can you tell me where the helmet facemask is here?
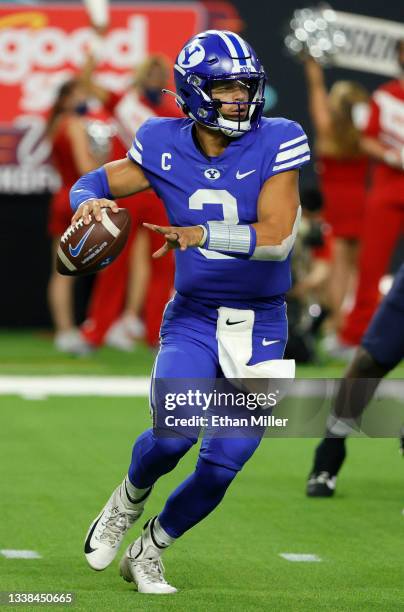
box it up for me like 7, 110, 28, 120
209, 76, 265, 137
185, 73, 265, 137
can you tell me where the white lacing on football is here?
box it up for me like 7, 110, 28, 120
61, 217, 88, 243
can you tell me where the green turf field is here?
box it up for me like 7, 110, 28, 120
2, 329, 404, 378
1, 395, 404, 611
1, 331, 404, 611
0, 331, 155, 376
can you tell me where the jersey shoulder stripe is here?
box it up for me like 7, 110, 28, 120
275, 142, 310, 163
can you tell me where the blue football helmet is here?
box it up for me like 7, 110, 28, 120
169, 30, 267, 137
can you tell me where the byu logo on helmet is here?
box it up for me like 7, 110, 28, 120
178, 43, 205, 68
204, 168, 221, 180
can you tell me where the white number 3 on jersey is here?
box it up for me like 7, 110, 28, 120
189, 189, 238, 260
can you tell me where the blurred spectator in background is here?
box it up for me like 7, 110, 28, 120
46, 79, 112, 353
302, 57, 369, 347
200, 1, 244, 31
286, 188, 332, 362
338, 39, 404, 353
77, 53, 181, 351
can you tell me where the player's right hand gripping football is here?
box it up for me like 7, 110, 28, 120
71, 199, 119, 225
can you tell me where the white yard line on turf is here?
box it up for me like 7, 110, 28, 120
0, 376, 403, 399
279, 553, 322, 562
0, 376, 150, 397
1, 550, 42, 559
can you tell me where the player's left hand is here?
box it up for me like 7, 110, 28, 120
143, 223, 204, 258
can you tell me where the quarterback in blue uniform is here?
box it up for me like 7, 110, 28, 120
70, 30, 310, 593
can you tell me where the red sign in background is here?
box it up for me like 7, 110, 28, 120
0, 3, 206, 193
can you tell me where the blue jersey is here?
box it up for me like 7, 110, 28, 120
127, 116, 310, 308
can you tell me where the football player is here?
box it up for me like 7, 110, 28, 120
307, 262, 404, 497
70, 30, 310, 593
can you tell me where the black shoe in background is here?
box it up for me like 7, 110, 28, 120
306, 436, 347, 497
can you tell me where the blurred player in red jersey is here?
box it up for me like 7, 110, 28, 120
339, 40, 404, 350
78, 54, 180, 350
303, 57, 369, 340
46, 79, 113, 353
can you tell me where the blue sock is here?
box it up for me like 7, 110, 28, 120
158, 457, 237, 538
128, 428, 194, 489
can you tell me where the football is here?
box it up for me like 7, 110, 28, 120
56, 208, 131, 276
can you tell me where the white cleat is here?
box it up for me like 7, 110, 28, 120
322, 334, 357, 361
55, 328, 92, 356
105, 321, 136, 352
120, 549, 178, 595
84, 481, 150, 571
105, 314, 145, 351
119, 519, 177, 595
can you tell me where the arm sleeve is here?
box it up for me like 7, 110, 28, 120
69, 166, 113, 212
263, 121, 311, 180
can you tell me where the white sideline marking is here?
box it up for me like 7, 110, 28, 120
21, 392, 48, 401
1, 550, 42, 559
0, 377, 403, 399
280, 553, 322, 562
0, 376, 150, 397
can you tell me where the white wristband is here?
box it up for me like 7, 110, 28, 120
206, 221, 253, 254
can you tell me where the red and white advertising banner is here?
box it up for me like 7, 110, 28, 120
0, 2, 206, 193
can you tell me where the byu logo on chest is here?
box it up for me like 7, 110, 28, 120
204, 168, 221, 180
